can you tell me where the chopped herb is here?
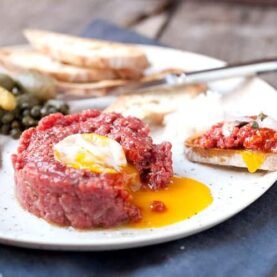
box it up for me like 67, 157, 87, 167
237, 121, 249, 127
252, 121, 259, 129
258, 113, 267, 121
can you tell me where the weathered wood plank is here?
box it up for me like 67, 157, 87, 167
0, 0, 276, 87
132, 13, 168, 38
0, 0, 100, 45
0, 0, 166, 45
160, 0, 277, 86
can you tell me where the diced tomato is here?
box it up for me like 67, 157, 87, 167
150, 200, 167, 213
195, 121, 277, 153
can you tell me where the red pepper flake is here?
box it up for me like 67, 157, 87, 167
150, 201, 167, 213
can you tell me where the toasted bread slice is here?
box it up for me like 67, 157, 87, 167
105, 83, 206, 125
0, 48, 120, 83
0, 47, 144, 81
185, 139, 277, 172
24, 29, 149, 71
57, 68, 194, 99
57, 79, 128, 97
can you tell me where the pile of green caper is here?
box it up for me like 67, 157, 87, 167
0, 72, 69, 139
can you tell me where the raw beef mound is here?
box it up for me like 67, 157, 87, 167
12, 110, 173, 228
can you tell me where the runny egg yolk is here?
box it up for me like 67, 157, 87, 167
240, 150, 266, 173
54, 133, 213, 229
128, 176, 213, 228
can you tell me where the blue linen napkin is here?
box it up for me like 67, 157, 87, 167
0, 19, 276, 277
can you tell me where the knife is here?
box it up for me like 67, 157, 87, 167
59, 57, 277, 100
130, 57, 277, 90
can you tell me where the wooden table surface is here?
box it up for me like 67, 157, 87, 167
0, 0, 276, 86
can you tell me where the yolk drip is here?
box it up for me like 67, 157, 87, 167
128, 176, 213, 228
240, 151, 266, 173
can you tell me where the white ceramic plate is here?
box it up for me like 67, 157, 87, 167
0, 45, 276, 250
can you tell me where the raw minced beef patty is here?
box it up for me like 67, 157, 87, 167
12, 110, 173, 228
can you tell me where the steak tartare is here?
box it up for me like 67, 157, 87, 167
12, 110, 173, 228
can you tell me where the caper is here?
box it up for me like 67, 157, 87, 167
22, 115, 36, 127
20, 102, 31, 110
16, 94, 40, 109
59, 103, 70, 115
13, 107, 21, 119
30, 105, 41, 118
0, 108, 4, 118
1, 124, 10, 135
0, 73, 16, 91
47, 106, 58, 115
10, 128, 21, 139
40, 106, 48, 117
2, 113, 14, 124
11, 120, 21, 129
16, 72, 57, 101
31, 119, 38, 126
22, 109, 31, 117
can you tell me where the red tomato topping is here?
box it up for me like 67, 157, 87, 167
195, 122, 277, 153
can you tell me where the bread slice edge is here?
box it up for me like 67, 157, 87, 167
185, 142, 277, 172
24, 29, 150, 71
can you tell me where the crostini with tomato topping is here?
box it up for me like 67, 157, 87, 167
185, 114, 277, 172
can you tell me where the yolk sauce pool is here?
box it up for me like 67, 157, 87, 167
127, 176, 213, 229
